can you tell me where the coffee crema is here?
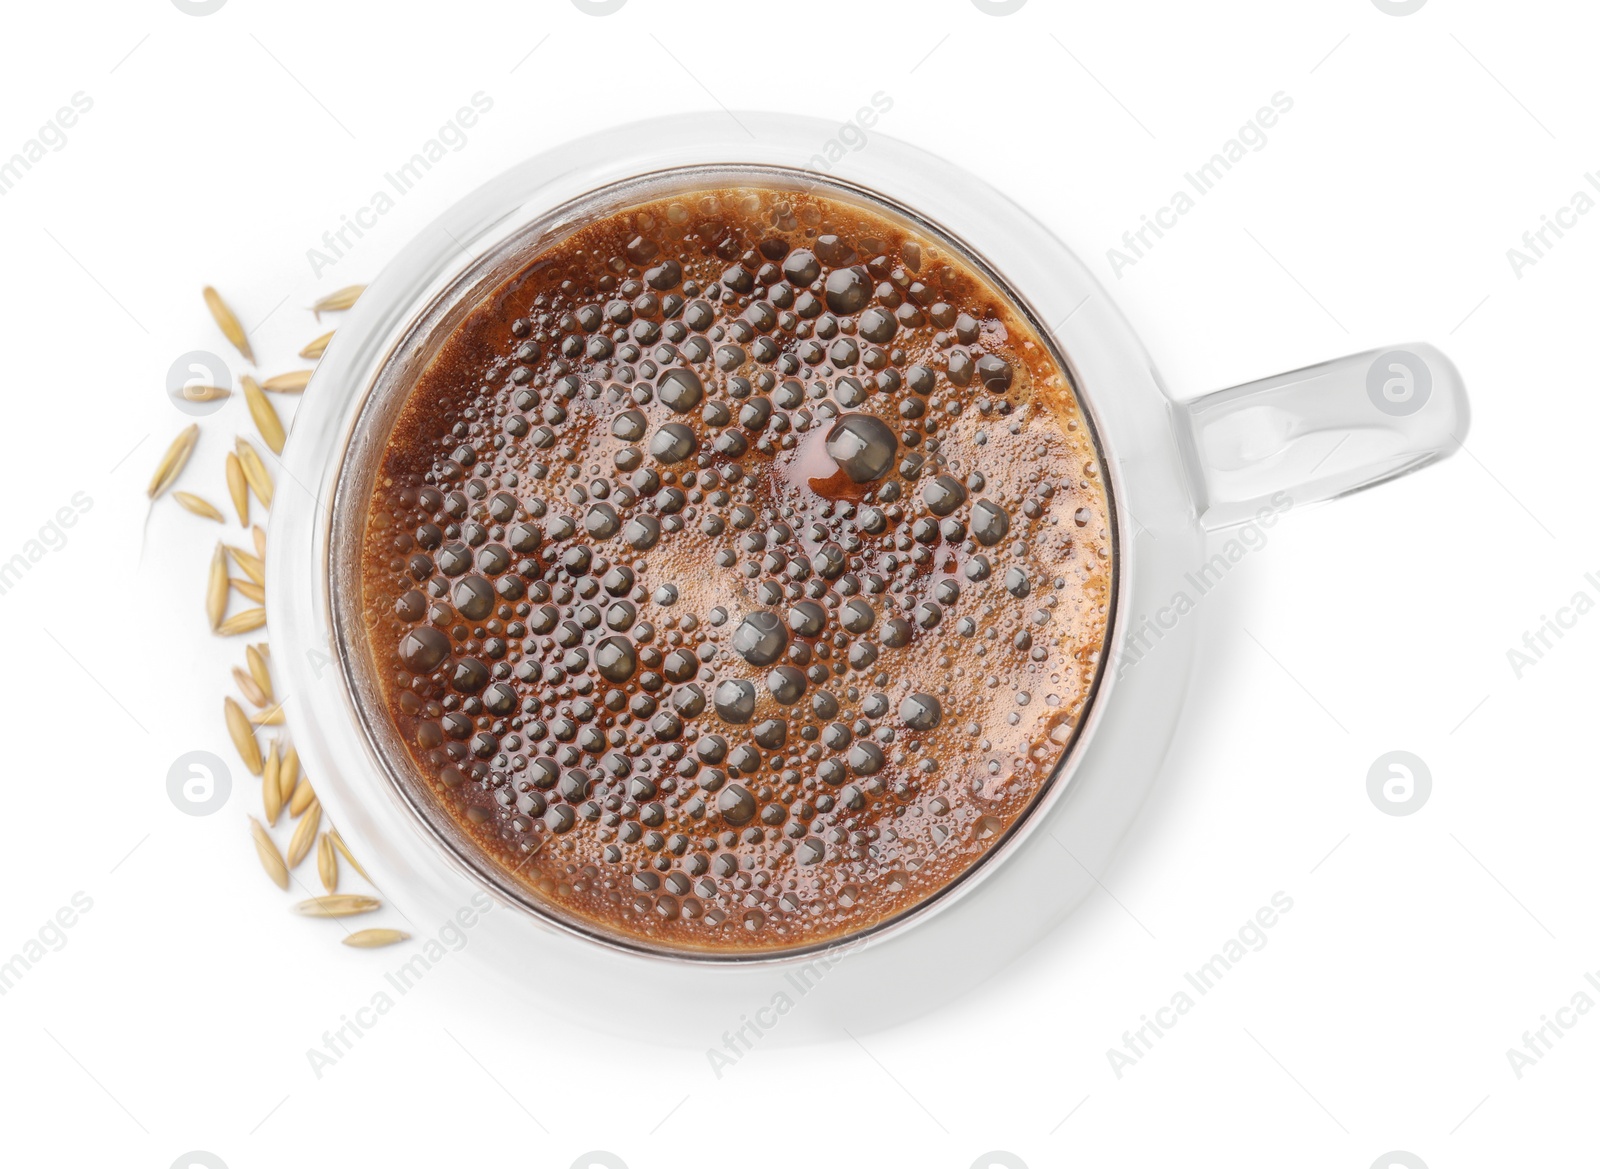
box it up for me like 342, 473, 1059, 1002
358, 177, 1114, 955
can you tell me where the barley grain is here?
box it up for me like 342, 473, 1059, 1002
278, 744, 299, 807
293, 894, 380, 918
148, 424, 199, 499
242, 376, 286, 454
232, 578, 265, 603
261, 370, 312, 393
217, 607, 266, 636
203, 285, 254, 364
227, 545, 265, 586
223, 452, 248, 525
234, 665, 268, 707
286, 799, 320, 868
246, 643, 274, 703
235, 439, 275, 509
327, 827, 370, 882
317, 832, 338, 893
206, 543, 229, 630
289, 776, 316, 818
342, 929, 409, 948
262, 740, 282, 823
174, 492, 224, 522
250, 817, 289, 890
225, 696, 263, 776
312, 285, 364, 315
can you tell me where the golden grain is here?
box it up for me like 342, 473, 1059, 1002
232, 578, 265, 603
293, 894, 381, 918
246, 643, 274, 704
234, 439, 275, 510
250, 816, 289, 890
173, 492, 224, 522
279, 744, 299, 806
148, 424, 199, 499
178, 384, 230, 403
252, 524, 267, 560
262, 740, 282, 823
225, 696, 263, 776
234, 664, 268, 707
342, 929, 409, 948
287, 799, 321, 868
242, 376, 286, 454
223, 452, 248, 526
327, 827, 371, 882
250, 701, 286, 726
227, 545, 265, 586
289, 776, 316, 818
217, 607, 266, 636
317, 832, 338, 893
203, 286, 254, 364
261, 370, 312, 393
206, 543, 229, 631
312, 285, 364, 315
262, 768, 282, 825
300, 330, 334, 360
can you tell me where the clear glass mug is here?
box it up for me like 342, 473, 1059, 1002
269, 113, 1467, 1038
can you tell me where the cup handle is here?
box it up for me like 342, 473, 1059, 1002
1173, 342, 1470, 530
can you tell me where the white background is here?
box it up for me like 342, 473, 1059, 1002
0, 1, 1594, 1166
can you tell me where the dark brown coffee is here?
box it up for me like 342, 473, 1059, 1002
359, 178, 1114, 955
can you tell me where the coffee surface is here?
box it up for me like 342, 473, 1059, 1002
359, 178, 1114, 954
